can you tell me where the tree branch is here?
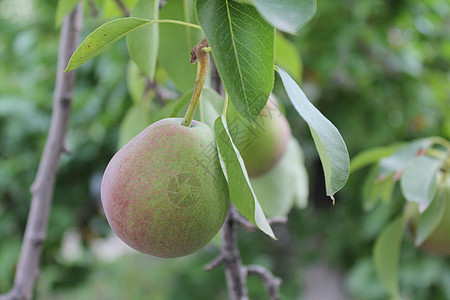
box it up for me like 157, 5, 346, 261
245, 265, 282, 300
221, 205, 248, 300
0, 5, 83, 300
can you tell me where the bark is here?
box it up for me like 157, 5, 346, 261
0, 5, 83, 300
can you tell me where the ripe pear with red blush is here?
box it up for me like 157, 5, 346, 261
101, 118, 229, 258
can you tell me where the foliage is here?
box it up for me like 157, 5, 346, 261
0, 0, 449, 298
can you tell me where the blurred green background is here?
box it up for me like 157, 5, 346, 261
1, 0, 449, 299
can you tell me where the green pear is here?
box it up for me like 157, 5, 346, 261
228, 95, 291, 177
405, 173, 450, 256
101, 118, 229, 258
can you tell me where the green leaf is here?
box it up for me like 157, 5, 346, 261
159, 0, 201, 92
103, 0, 139, 19
378, 138, 432, 178
250, 138, 308, 217
415, 185, 446, 246
277, 67, 349, 199
199, 88, 223, 129
126, 60, 147, 104
126, 0, 160, 80
350, 143, 404, 173
214, 115, 275, 238
197, 0, 275, 122
275, 32, 302, 83
55, 0, 81, 28
373, 216, 404, 300
252, 0, 317, 34
400, 155, 443, 207
66, 18, 153, 72
118, 102, 151, 148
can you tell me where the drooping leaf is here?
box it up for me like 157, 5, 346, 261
350, 143, 404, 173
55, 0, 81, 28
415, 184, 446, 246
373, 216, 404, 300
159, 0, 202, 92
118, 102, 151, 148
400, 155, 443, 207
252, 0, 317, 34
197, 0, 275, 122
126, 0, 159, 80
214, 115, 275, 238
275, 32, 302, 83
277, 67, 349, 199
66, 18, 155, 72
250, 138, 308, 217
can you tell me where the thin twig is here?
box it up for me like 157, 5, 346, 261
113, 0, 130, 17
204, 254, 225, 271
88, 0, 98, 17
0, 4, 83, 300
246, 265, 282, 300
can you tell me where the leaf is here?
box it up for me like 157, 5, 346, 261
415, 185, 446, 246
373, 216, 404, 300
252, 0, 317, 34
66, 18, 155, 72
126, 0, 160, 80
118, 102, 151, 148
197, 0, 275, 122
199, 88, 223, 129
159, 0, 201, 92
250, 138, 308, 217
277, 67, 349, 199
400, 155, 443, 207
102, 0, 138, 19
350, 143, 404, 173
126, 60, 147, 104
378, 138, 432, 178
275, 32, 302, 83
55, 0, 81, 28
214, 115, 275, 238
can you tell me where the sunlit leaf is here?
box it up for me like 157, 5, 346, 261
373, 216, 404, 299
126, 0, 159, 80
66, 18, 154, 72
252, 0, 317, 34
277, 67, 349, 199
214, 115, 275, 238
197, 0, 275, 122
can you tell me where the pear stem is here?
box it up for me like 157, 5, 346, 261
181, 38, 210, 127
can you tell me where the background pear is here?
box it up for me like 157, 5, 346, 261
101, 118, 229, 258
228, 95, 291, 177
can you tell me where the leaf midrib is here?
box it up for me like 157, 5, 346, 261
225, 0, 249, 115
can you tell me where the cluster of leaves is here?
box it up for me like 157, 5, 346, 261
352, 136, 450, 298
64, 0, 349, 237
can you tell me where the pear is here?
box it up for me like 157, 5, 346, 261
101, 118, 229, 258
228, 95, 291, 177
